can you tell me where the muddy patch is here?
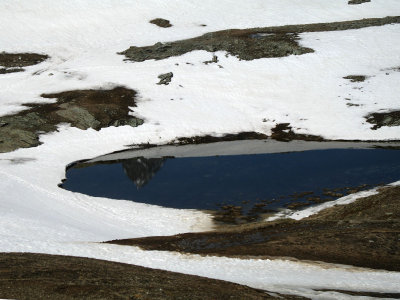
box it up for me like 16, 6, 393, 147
107, 185, 400, 271
0, 253, 305, 300
0, 87, 143, 153
150, 18, 172, 28
0, 52, 48, 74
120, 16, 400, 62
366, 110, 400, 130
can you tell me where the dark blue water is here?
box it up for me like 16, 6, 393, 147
63, 149, 400, 214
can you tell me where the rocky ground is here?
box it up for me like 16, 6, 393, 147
121, 16, 400, 62
0, 87, 143, 153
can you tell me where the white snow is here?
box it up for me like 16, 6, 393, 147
1, 0, 400, 297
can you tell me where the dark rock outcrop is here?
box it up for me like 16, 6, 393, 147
121, 16, 400, 62
0, 87, 143, 153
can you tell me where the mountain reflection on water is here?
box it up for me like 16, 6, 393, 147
63, 148, 400, 224
122, 157, 167, 188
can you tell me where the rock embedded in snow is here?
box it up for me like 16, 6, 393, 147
0, 87, 144, 153
157, 72, 173, 85
348, 0, 371, 5
0, 52, 48, 74
366, 110, 400, 130
343, 75, 367, 82
149, 18, 172, 28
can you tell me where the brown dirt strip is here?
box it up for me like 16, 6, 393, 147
108, 185, 400, 272
0, 253, 306, 300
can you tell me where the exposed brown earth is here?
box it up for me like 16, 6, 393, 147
121, 16, 400, 62
172, 131, 268, 145
171, 125, 322, 146
0, 253, 306, 300
108, 185, 400, 272
169, 130, 400, 149
0, 87, 143, 153
270, 123, 323, 142
0, 52, 48, 74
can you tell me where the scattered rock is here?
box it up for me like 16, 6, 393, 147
348, 0, 371, 4
270, 123, 323, 142
343, 75, 367, 82
149, 18, 172, 28
215, 205, 244, 224
390, 66, 400, 72
157, 72, 173, 85
121, 16, 400, 62
365, 110, 400, 130
173, 132, 268, 145
0, 68, 24, 74
203, 55, 219, 65
285, 201, 310, 210
0, 87, 143, 153
172, 127, 323, 146
0, 52, 49, 74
